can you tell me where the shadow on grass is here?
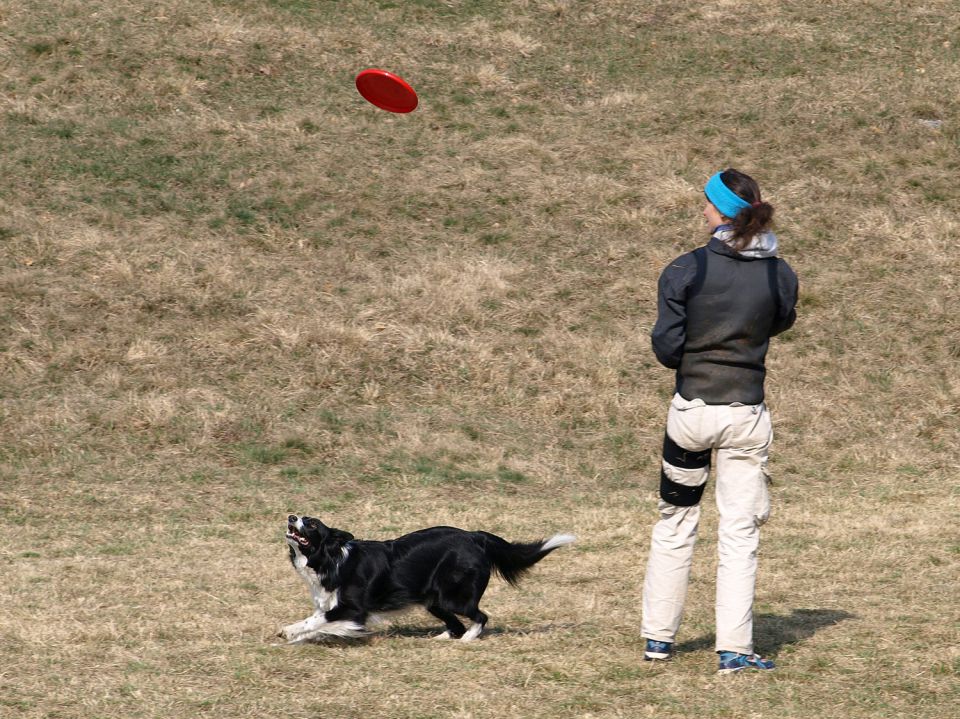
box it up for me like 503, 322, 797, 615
383, 622, 577, 640
288, 622, 578, 645
676, 608, 856, 656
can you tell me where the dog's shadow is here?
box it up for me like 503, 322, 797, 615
287, 623, 576, 645
382, 623, 575, 640
675, 608, 856, 656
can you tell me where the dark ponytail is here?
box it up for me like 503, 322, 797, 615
721, 169, 774, 252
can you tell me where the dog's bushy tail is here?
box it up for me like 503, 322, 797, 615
480, 532, 576, 586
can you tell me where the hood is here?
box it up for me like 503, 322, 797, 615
712, 227, 779, 259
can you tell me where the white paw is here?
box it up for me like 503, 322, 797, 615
460, 623, 483, 642
280, 626, 308, 643
433, 631, 452, 640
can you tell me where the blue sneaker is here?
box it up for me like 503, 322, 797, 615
717, 651, 775, 674
643, 639, 673, 661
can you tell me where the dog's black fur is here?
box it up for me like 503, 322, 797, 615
282, 515, 574, 642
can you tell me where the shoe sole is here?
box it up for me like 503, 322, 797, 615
717, 666, 775, 675
643, 653, 671, 661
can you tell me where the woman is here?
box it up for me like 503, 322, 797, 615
641, 168, 798, 674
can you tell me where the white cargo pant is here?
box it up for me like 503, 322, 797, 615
641, 394, 772, 655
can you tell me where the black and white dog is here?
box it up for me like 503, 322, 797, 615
281, 515, 575, 643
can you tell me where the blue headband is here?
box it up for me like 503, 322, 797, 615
704, 172, 751, 219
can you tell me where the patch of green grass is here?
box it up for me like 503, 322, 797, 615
372, 451, 531, 487
480, 231, 510, 245
240, 444, 288, 465
98, 543, 128, 556
460, 424, 481, 441
318, 409, 346, 434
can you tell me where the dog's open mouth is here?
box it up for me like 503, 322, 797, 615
286, 525, 310, 547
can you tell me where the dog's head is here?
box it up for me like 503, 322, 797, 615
286, 515, 354, 562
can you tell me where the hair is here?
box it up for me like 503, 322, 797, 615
719, 168, 774, 251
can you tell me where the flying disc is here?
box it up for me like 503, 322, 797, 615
355, 69, 418, 113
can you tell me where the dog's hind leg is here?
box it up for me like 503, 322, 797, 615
434, 562, 491, 641
459, 609, 488, 642
426, 606, 467, 640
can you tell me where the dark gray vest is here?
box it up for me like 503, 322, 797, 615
677, 245, 780, 405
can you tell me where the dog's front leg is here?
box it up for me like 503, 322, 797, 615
280, 611, 327, 643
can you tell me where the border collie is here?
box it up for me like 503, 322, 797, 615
281, 515, 575, 643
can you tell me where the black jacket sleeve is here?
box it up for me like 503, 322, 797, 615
770, 259, 799, 336
651, 254, 697, 368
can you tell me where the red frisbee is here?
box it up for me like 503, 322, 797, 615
355, 69, 418, 113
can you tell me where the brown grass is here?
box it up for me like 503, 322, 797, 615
1, 0, 958, 717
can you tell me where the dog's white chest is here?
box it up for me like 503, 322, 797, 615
292, 550, 337, 611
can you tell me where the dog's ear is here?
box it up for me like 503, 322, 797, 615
317, 527, 355, 568
330, 528, 354, 544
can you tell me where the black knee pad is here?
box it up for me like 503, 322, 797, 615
659, 432, 710, 506
659, 469, 707, 506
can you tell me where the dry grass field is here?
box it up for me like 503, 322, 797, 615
1, 0, 958, 717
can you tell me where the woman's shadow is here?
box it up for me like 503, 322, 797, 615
675, 608, 855, 656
